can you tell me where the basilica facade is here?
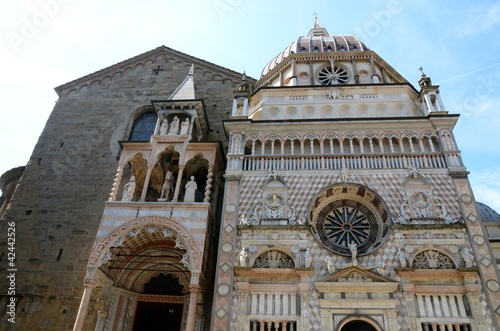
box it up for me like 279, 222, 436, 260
1, 20, 500, 331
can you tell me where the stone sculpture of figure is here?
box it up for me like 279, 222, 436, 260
159, 171, 173, 200
269, 194, 281, 208
122, 176, 136, 201
341, 167, 349, 182
239, 214, 249, 226
414, 193, 428, 207
348, 242, 357, 259
397, 247, 407, 268
324, 257, 335, 274
184, 176, 197, 202
159, 118, 168, 135
168, 116, 180, 135
239, 248, 248, 267
461, 247, 473, 268
304, 248, 312, 268
180, 118, 190, 135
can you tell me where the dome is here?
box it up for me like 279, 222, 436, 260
261, 19, 368, 77
477, 201, 500, 222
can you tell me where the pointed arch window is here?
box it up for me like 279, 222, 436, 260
129, 111, 158, 141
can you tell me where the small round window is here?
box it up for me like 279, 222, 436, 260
317, 64, 350, 85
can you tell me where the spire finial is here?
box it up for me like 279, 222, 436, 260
313, 12, 321, 28
419, 66, 426, 77
189, 64, 194, 76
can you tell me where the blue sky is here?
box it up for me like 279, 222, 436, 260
1, 0, 499, 211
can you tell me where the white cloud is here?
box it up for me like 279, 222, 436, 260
451, 2, 500, 37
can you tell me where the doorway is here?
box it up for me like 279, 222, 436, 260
340, 320, 378, 331
132, 301, 183, 331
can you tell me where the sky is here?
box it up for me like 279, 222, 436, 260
1, 0, 499, 211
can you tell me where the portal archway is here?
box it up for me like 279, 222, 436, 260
337, 316, 382, 331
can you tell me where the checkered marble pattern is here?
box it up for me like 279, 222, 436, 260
239, 172, 462, 225
480, 287, 494, 329
230, 171, 479, 329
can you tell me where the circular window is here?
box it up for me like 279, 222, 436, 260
309, 184, 390, 256
317, 64, 350, 85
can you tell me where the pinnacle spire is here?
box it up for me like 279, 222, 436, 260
313, 12, 322, 29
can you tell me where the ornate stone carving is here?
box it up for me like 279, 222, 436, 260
252, 250, 295, 268
412, 250, 455, 269
338, 271, 373, 282
88, 216, 202, 270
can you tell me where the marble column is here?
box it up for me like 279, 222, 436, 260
73, 282, 95, 331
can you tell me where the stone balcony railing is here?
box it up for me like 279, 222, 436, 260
241, 152, 452, 172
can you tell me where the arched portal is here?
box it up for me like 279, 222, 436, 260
81, 217, 204, 331
340, 320, 378, 331
132, 274, 185, 331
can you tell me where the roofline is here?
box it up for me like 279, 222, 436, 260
255, 50, 409, 90
54, 45, 256, 95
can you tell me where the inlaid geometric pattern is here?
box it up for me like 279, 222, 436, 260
239, 172, 461, 228
231, 171, 477, 329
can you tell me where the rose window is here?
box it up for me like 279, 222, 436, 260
309, 184, 390, 256
317, 65, 350, 85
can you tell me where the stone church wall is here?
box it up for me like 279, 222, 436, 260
0, 50, 247, 330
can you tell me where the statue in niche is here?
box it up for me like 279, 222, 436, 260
159, 118, 168, 135
397, 247, 407, 268
180, 118, 190, 135
304, 248, 312, 268
239, 248, 248, 267
159, 171, 174, 201
122, 176, 136, 201
184, 176, 197, 202
461, 247, 474, 267
168, 116, 180, 135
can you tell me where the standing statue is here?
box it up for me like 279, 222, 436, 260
239, 248, 248, 267
159, 118, 168, 135
122, 176, 136, 201
324, 257, 335, 274
180, 118, 190, 135
348, 242, 357, 259
159, 171, 173, 201
184, 176, 197, 202
397, 247, 407, 268
304, 248, 312, 268
461, 247, 474, 268
168, 116, 180, 135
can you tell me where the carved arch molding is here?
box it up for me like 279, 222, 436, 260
88, 216, 202, 271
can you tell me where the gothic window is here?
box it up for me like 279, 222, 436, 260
304, 133, 320, 154
252, 250, 295, 268
129, 111, 157, 141
324, 133, 340, 154
412, 250, 455, 269
362, 133, 379, 153
245, 135, 262, 155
